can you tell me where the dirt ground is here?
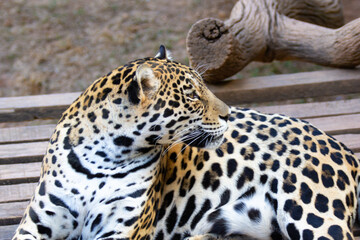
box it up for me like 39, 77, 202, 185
0, 0, 359, 97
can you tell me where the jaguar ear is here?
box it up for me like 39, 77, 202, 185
155, 45, 172, 60
133, 64, 160, 102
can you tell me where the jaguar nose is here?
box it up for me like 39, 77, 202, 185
219, 113, 230, 121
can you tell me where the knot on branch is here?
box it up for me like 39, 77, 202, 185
203, 20, 226, 41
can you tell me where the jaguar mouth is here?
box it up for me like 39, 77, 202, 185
182, 128, 225, 149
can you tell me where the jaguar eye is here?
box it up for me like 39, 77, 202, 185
187, 91, 200, 100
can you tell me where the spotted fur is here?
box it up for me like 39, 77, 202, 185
12, 46, 229, 240
154, 108, 360, 240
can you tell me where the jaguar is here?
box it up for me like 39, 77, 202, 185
12, 46, 229, 240
12, 46, 359, 240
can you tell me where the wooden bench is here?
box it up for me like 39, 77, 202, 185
0, 69, 360, 239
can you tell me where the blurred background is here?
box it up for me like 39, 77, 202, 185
0, 0, 359, 97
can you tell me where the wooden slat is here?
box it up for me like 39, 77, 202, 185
0, 92, 80, 122
0, 224, 17, 240
0, 124, 55, 144
0, 69, 359, 121
353, 222, 360, 234
253, 98, 360, 119
335, 134, 360, 152
0, 201, 28, 226
0, 201, 28, 220
0, 162, 41, 185
0, 106, 66, 123
355, 223, 360, 239
305, 114, 360, 135
0, 92, 80, 109
0, 142, 48, 164
0, 183, 37, 203
209, 69, 360, 105
0, 98, 358, 144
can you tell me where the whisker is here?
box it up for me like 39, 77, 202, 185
194, 62, 210, 78
162, 138, 185, 156
161, 126, 199, 156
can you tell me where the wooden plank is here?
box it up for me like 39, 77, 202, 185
0, 97, 359, 143
305, 114, 360, 135
0, 124, 55, 144
0, 69, 359, 121
253, 99, 360, 119
0, 224, 17, 240
0, 201, 27, 220
0, 162, 41, 185
0, 92, 80, 109
0, 98, 357, 144
0, 92, 80, 122
353, 222, 360, 236
0, 106, 67, 123
335, 134, 360, 152
0, 183, 37, 203
209, 69, 360, 105
355, 223, 360, 239
0, 201, 27, 226
0, 141, 47, 165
